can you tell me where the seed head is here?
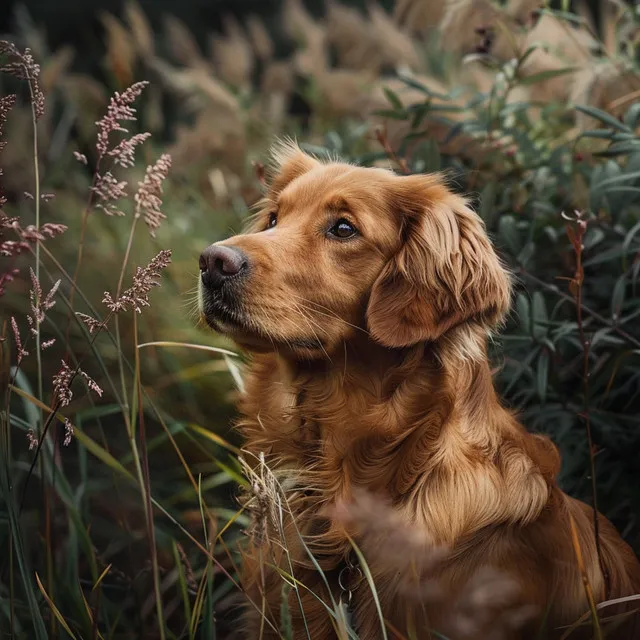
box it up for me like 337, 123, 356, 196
103, 249, 172, 313
135, 154, 172, 237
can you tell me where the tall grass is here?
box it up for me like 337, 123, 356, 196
0, 41, 247, 639
1, 0, 640, 637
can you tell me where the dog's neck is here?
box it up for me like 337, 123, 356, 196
240, 325, 556, 546
283, 325, 499, 432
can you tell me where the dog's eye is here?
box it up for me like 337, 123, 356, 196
328, 219, 358, 240
266, 213, 277, 229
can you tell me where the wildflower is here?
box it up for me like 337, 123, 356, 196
52, 360, 74, 407
0, 41, 45, 119
26, 429, 38, 451
0, 268, 19, 297
40, 193, 55, 202
11, 316, 29, 363
135, 154, 172, 236
0, 94, 16, 154
95, 81, 148, 156
0, 239, 30, 257
108, 132, 151, 168
73, 151, 88, 165
79, 369, 103, 398
52, 360, 103, 408
39, 223, 67, 238
93, 172, 127, 216
103, 249, 172, 313
63, 418, 74, 447
28, 268, 60, 330
75, 312, 104, 334
20, 225, 43, 241
41, 338, 55, 350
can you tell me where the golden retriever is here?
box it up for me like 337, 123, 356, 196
198, 141, 640, 639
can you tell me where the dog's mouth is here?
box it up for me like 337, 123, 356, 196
199, 284, 326, 353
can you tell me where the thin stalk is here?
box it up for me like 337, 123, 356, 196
563, 214, 610, 600
26, 67, 55, 637
114, 204, 141, 415
26, 76, 43, 423
573, 246, 610, 598
132, 312, 166, 640
64, 162, 102, 352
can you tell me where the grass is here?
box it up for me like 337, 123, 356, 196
1, 1, 640, 636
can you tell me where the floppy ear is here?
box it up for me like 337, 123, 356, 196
366, 175, 511, 348
266, 139, 320, 196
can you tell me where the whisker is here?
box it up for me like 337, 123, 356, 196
288, 294, 370, 336
288, 301, 333, 363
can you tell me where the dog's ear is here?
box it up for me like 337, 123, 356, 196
366, 174, 511, 348
267, 139, 320, 196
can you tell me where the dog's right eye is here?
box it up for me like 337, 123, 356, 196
266, 213, 277, 230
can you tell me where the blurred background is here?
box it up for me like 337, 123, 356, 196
2, 0, 640, 638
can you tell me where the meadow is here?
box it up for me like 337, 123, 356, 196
2, 0, 640, 637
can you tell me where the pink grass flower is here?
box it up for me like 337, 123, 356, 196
10, 316, 29, 362
26, 429, 38, 451
92, 172, 128, 216
63, 418, 74, 447
103, 249, 172, 313
135, 154, 172, 237
108, 132, 152, 168
75, 313, 104, 334
0, 41, 45, 119
95, 81, 148, 156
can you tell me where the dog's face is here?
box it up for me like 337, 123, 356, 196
199, 142, 511, 357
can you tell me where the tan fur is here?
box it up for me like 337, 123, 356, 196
199, 143, 640, 639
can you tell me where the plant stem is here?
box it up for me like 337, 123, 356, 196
26, 73, 43, 428
26, 68, 55, 637
115, 207, 141, 415
132, 312, 166, 639
572, 237, 610, 598
64, 161, 102, 353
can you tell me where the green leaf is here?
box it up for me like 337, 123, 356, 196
594, 169, 640, 189
280, 583, 293, 640
517, 242, 535, 268
595, 141, 640, 157
611, 275, 627, 320
622, 220, 640, 255
516, 293, 531, 335
371, 109, 407, 121
382, 88, 403, 111
624, 103, 640, 129
518, 67, 577, 86
580, 129, 618, 140
575, 105, 631, 132
532, 291, 548, 339
537, 350, 549, 404
396, 74, 450, 100
498, 215, 520, 256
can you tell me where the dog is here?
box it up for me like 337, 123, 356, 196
198, 141, 640, 639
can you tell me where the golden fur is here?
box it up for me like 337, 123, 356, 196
198, 142, 640, 639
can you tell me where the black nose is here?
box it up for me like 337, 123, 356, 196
199, 245, 248, 288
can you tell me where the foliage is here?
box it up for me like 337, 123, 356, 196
1, 1, 640, 638
343, 55, 640, 552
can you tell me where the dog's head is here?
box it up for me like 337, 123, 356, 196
198, 142, 511, 357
